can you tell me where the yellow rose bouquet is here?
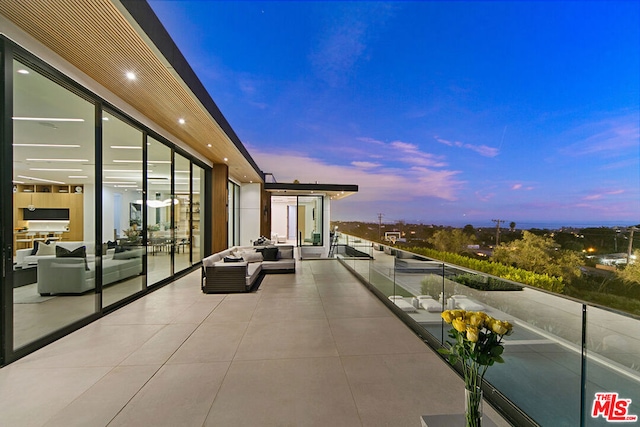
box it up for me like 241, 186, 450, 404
439, 309, 513, 427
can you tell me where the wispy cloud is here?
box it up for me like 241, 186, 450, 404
356, 137, 385, 145
560, 113, 640, 157
434, 136, 499, 157
251, 148, 464, 203
390, 140, 448, 167
351, 161, 381, 169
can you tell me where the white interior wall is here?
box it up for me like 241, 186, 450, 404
239, 183, 261, 246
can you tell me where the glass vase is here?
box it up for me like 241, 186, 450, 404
465, 386, 483, 427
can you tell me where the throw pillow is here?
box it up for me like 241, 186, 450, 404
36, 241, 56, 256
279, 247, 293, 259
106, 240, 117, 249
262, 246, 279, 261
56, 245, 89, 271
242, 251, 263, 263
30, 240, 40, 255
223, 256, 243, 263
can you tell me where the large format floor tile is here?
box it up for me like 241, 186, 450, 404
204, 357, 362, 427
0, 260, 510, 427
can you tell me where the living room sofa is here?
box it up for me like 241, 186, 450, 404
201, 245, 295, 293
16, 241, 143, 295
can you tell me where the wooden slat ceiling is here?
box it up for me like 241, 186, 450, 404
0, 0, 263, 183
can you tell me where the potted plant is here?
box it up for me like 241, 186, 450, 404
439, 310, 513, 427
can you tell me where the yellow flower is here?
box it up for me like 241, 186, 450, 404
466, 326, 479, 343
503, 321, 514, 336
467, 312, 485, 328
490, 320, 510, 335
441, 310, 455, 323
452, 318, 467, 333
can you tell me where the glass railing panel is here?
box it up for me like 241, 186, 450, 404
585, 305, 640, 426
482, 292, 584, 426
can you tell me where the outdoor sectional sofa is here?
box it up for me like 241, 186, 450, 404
201, 245, 295, 293
16, 241, 143, 295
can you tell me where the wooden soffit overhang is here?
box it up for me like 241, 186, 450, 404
0, 0, 263, 183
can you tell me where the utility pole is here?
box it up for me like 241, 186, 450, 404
628, 226, 639, 264
491, 219, 504, 246
377, 213, 384, 240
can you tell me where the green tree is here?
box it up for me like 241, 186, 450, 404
618, 250, 640, 286
491, 231, 582, 283
428, 228, 476, 254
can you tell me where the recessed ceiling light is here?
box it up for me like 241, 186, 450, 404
17, 175, 65, 184
178, 118, 186, 124
68, 175, 88, 179
223, 157, 228, 162
126, 72, 136, 80
30, 168, 83, 172
17, 69, 29, 74
13, 143, 81, 148
110, 145, 142, 150
26, 158, 88, 162
13, 117, 84, 122
207, 144, 212, 147
103, 117, 109, 121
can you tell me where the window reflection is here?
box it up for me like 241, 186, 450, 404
174, 153, 191, 272
12, 59, 96, 349
102, 111, 145, 307
147, 137, 172, 283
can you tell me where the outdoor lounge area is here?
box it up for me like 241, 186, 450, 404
0, 259, 510, 427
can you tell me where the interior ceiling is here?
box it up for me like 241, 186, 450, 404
0, 0, 263, 184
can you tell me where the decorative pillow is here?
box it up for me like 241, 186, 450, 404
224, 256, 243, 263
106, 248, 116, 259
36, 241, 56, 256
262, 246, 279, 261
279, 247, 293, 259
30, 240, 40, 255
242, 251, 263, 263
56, 245, 89, 270
106, 240, 117, 249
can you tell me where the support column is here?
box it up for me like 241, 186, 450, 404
211, 164, 228, 253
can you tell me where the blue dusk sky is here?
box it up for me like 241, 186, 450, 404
149, 0, 639, 229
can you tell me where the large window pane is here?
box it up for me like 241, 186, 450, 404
228, 181, 240, 247
12, 59, 96, 348
174, 153, 190, 272
102, 111, 145, 307
193, 165, 205, 261
147, 137, 172, 283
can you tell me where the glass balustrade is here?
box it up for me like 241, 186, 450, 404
337, 233, 640, 427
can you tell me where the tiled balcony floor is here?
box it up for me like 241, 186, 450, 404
0, 260, 509, 427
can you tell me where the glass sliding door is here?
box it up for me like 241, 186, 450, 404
11, 58, 96, 348
101, 111, 145, 307
192, 164, 205, 262
174, 153, 190, 272
298, 196, 323, 246
146, 137, 172, 284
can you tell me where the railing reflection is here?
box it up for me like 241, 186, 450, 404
337, 233, 640, 427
